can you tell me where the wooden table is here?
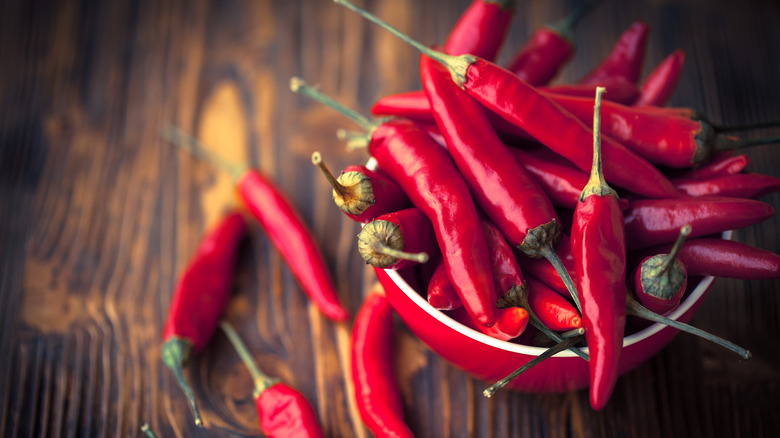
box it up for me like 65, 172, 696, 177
2, 0, 779, 437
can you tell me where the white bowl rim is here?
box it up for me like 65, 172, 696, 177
367, 156, 730, 357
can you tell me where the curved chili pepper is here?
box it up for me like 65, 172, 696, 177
291, 78, 497, 326
449, 305, 529, 341
544, 92, 780, 168
311, 151, 411, 223
630, 238, 780, 280
672, 173, 780, 199
445, 0, 516, 61
482, 218, 528, 309
352, 285, 414, 438
427, 257, 462, 310
421, 51, 582, 313
163, 127, 350, 322
632, 225, 691, 315
623, 196, 774, 251
667, 152, 750, 181
634, 49, 686, 107
161, 211, 247, 427
526, 276, 582, 332
578, 21, 649, 85
506, 1, 600, 84
220, 322, 325, 438
357, 207, 437, 270
570, 87, 626, 410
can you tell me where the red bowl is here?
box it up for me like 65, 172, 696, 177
374, 232, 727, 393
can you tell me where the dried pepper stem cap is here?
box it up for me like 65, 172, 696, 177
311, 151, 376, 217
161, 337, 204, 427
357, 220, 429, 268
639, 224, 691, 300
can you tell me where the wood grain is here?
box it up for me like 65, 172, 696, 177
1, 0, 779, 437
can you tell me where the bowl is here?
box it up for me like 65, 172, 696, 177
374, 232, 729, 393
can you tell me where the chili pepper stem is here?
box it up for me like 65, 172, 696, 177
290, 77, 379, 133
141, 424, 158, 438
219, 321, 279, 397
539, 245, 582, 313
333, 0, 475, 88
160, 337, 204, 427
546, 0, 603, 40
372, 242, 429, 263
311, 152, 349, 199
713, 119, 780, 133
658, 224, 692, 275
336, 129, 371, 150
162, 125, 248, 182
715, 135, 780, 152
562, 327, 586, 338
580, 87, 618, 200
483, 335, 585, 397
625, 295, 751, 359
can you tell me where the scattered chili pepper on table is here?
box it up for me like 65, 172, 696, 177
220, 321, 326, 438
351, 284, 414, 438
163, 126, 350, 322
577, 21, 649, 86
161, 210, 247, 427
633, 48, 686, 107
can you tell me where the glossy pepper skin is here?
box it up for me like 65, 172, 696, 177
506, 27, 573, 85
444, 0, 516, 61
449, 306, 529, 341
634, 49, 686, 107
623, 196, 775, 251
526, 276, 582, 331
672, 173, 780, 199
631, 238, 780, 280
482, 219, 528, 308
518, 234, 577, 298
632, 256, 687, 315
237, 171, 349, 322
578, 21, 649, 85
571, 87, 626, 410
671, 152, 749, 181
369, 119, 497, 326
162, 211, 247, 427
352, 286, 414, 438
427, 257, 462, 311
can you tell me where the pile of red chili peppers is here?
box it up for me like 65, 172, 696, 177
157, 0, 780, 435
291, 0, 779, 422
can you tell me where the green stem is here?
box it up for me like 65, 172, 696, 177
658, 224, 691, 275
160, 338, 204, 427
372, 243, 429, 263
625, 295, 751, 360
311, 151, 348, 199
580, 86, 618, 199
547, 0, 603, 40
141, 424, 158, 438
162, 125, 247, 181
483, 335, 585, 397
715, 135, 780, 152
289, 77, 378, 133
713, 119, 780, 133
539, 245, 582, 314
517, 285, 588, 361
219, 321, 279, 398
333, 0, 475, 87
337, 129, 372, 150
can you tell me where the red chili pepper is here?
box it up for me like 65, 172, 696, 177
667, 152, 750, 181
311, 151, 411, 223
482, 218, 528, 308
578, 21, 649, 85
623, 196, 775, 251
356, 207, 437, 270
526, 276, 582, 331
672, 172, 780, 199
632, 225, 691, 315
544, 92, 780, 168
427, 257, 462, 310
634, 49, 686, 107
352, 285, 414, 438
449, 305, 529, 341
291, 78, 497, 326
164, 127, 350, 322
444, 0, 516, 61
161, 211, 247, 427
220, 322, 325, 438
570, 87, 626, 410
506, 1, 600, 84
517, 234, 577, 298
421, 51, 582, 312
630, 238, 780, 280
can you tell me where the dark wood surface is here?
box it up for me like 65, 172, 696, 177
2, 0, 779, 437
